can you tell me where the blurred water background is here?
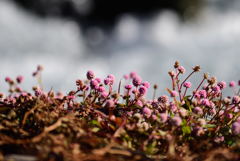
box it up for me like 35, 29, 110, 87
0, 0, 239, 97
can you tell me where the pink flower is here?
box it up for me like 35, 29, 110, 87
5, 77, 12, 82
225, 113, 233, 119
232, 96, 240, 104
152, 115, 157, 120
104, 78, 110, 85
232, 122, 240, 135
95, 78, 101, 83
199, 90, 207, 98
37, 65, 43, 71
105, 99, 115, 108
101, 91, 108, 98
142, 81, 150, 88
193, 126, 204, 136
170, 91, 178, 97
125, 84, 132, 90
16, 75, 24, 83
143, 107, 152, 118
201, 99, 210, 106
229, 81, 236, 87
178, 66, 186, 74
171, 116, 182, 126
107, 74, 115, 85
214, 136, 224, 143
168, 70, 176, 77
123, 74, 129, 80
132, 76, 142, 87
135, 100, 143, 107
212, 85, 221, 94
160, 113, 168, 123
217, 81, 226, 89
130, 72, 137, 78
183, 81, 192, 88
86, 70, 95, 80
158, 95, 169, 104
193, 107, 203, 115
138, 86, 147, 96
90, 79, 99, 89
98, 86, 105, 93
179, 109, 187, 117
67, 95, 76, 100
169, 102, 177, 112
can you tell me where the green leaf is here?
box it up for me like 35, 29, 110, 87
92, 127, 100, 133
204, 124, 216, 128
182, 125, 191, 135
90, 120, 100, 127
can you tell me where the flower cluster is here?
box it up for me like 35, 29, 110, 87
0, 62, 240, 161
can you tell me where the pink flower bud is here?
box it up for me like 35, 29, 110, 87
171, 116, 182, 126
178, 66, 186, 74
143, 107, 152, 118
125, 84, 132, 90
158, 95, 169, 104
160, 113, 168, 123
142, 81, 150, 88
105, 100, 115, 108
194, 107, 203, 115
229, 81, 236, 87
183, 81, 192, 88
138, 86, 147, 96
86, 70, 95, 80
170, 91, 178, 97
217, 81, 226, 89
16, 75, 24, 83
132, 76, 142, 87
232, 122, 240, 135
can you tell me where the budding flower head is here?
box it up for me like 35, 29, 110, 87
123, 74, 129, 80
105, 99, 115, 108
107, 74, 115, 85
201, 99, 210, 106
160, 113, 168, 123
193, 65, 200, 72
5, 77, 12, 83
168, 71, 176, 77
174, 61, 180, 69
142, 81, 150, 88
98, 86, 105, 93
143, 107, 152, 118
178, 66, 186, 74
16, 75, 24, 84
232, 96, 240, 104
90, 79, 99, 89
217, 81, 226, 89
125, 84, 132, 90
199, 90, 207, 98
138, 86, 147, 96
86, 70, 95, 80
171, 116, 182, 126
130, 72, 138, 79
158, 95, 169, 104
170, 90, 178, 97
203, 73, 208, 79
132, 76, 142, 87
37, 65, 43, 71
183, 81, 192, 88
208, 77, 217, 85
229, 81, 236, 88
193, 106, 203, 115
232, 122, 240, 135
